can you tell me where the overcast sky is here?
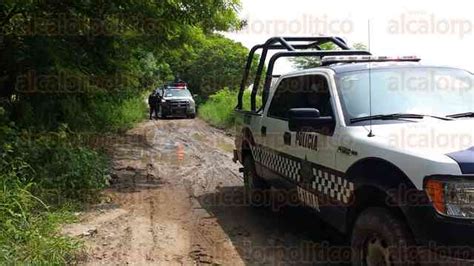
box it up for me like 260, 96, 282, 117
224, 0, 473, 72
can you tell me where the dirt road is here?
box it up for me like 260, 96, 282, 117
63, 119, 348, 265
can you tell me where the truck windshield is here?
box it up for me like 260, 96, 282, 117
164, 89, 191, 98
335, 67, 474, 123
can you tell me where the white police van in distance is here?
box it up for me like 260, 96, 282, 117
233, 37, 474, 265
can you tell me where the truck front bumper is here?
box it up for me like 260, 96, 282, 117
161, 104, 195, 116
403, 193, 474, 264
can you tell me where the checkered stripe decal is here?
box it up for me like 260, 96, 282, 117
251, 146, 301, 182
251, 145, 355, 204
313, 169, 354, 204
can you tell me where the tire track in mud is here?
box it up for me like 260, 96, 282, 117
63, 118, 347, 265
146, 119, 243, 265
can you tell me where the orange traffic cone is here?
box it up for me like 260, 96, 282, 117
177, 143, 185, 161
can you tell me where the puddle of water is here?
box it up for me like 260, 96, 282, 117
156, 142, 188, 165
217, 141, 234, 153
192, 133, 207, 142
163, 143, 176, 150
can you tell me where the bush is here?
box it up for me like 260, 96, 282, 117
198, 88, 237, 128
0, 172, 79, 264
0, 110, 108, 263
91, 93, 147, 132
198, 88, 261, 129
18, 129, 109, 204
1, 83, 146, 264
14, 91, 147, 133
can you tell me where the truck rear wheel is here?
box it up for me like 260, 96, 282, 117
351, 207, 417, 266
243, 155, 269, 208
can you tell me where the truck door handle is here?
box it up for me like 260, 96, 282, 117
261, 126, 267, 137
283, 132, 291, 145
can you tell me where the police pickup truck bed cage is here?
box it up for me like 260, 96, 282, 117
236, 36, 372, 112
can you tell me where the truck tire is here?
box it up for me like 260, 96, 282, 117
188, 113, 196, 119
351, 207, 417, 266
243, 155, 269, 208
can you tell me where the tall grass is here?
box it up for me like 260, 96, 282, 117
0, 107, 110, 264
198, 89, 237, 128
0, 176, 80, 263
198, 88, 261, 129
15, 91, 147, 133
90, 93, 147, 132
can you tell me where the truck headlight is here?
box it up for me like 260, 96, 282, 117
425, 178, 474, 219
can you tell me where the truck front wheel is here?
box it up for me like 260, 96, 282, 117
243, 155, 269, 208
351, 207, 417, 266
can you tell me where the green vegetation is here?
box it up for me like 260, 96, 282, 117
199, 89, 238, 128
0, 109, 108, 263
13, 92, 147, 133
199, 89, 261, 129
0, 0, 247, 264
178, 34, 259, 98
290, 42, 368, 69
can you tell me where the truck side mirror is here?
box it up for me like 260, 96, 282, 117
288, 108, 335, 133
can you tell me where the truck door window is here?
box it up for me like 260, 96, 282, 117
268, 75, 333, 119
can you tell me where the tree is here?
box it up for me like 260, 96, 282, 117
290, 42, 369, 70
352, 42, 368, 51
173, 33, 258, 97
290, 43, 338, 70
0, 0, 244, 129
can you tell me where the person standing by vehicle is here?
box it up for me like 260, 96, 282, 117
148, 91, 159, 120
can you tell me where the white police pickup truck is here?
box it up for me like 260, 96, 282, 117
156, 82, 196, 119
233, 37, 474, 265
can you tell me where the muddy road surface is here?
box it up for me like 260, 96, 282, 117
63, 119, 349, 265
